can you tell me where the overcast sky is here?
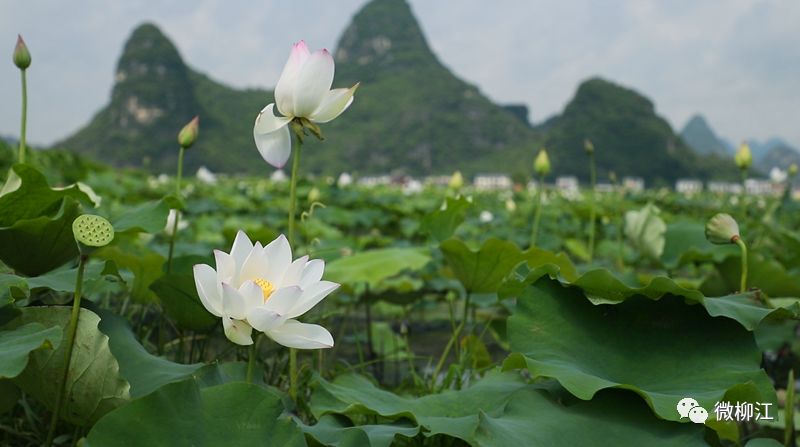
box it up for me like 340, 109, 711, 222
1, 0, 798, 149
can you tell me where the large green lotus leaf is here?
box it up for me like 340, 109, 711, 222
150, 273, 217, 332
0, 164, 93, 276
0, 260, 125, 301
703, 293, 800, 331
9, 306, 130, 425
311, 370, 528, 443
419, 196, 472, 242
96, 245, 164, 303
505, 277, 774, 421
501, 265, 795, 332
745, 440, 784, 447
325, 247, 430, 289
661, 220, 738, 269
0, 164, 88, 224
499, 264, 702, 305
710, 252, 800, 298
299, 414, 418, 447
95, 309, 203, 399
0, 322, 62, 378
521, 246, 579, 282
85, 380, 306, 447
473, 388, 706, 446
112, 197, 172, 234
0, 197, 81, 276
440, 238, 523, 293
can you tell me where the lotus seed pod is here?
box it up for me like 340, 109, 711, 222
448, 171, 464, 190
734, 142, 752, 170
790, 163, 798, 177
13, 35, 31, 70
705, 213, 740, 245
534, 149, 551, 177
177, 116, 199, 149
72, 214, 114, 254
584, 138, 594, 154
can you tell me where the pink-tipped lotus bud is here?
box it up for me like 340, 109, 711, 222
13, 35, 31, 70
178, 116, 199, 149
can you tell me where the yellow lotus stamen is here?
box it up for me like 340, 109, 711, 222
253, 278, 275, 301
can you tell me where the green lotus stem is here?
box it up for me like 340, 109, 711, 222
18, 69, 27, 164
289, 348, 298, 399
245, 338, 257, 383
431, 320, 464, 391
45, 255, 88, 447
287, 134, 303, 401
166, 146, 185, 273
530, 176, 544, 247
740, 169, 748, 221
588, 152, 596, 261
287, 138, 302, 246
786, 369, 795, 447
734, 237, 748, 293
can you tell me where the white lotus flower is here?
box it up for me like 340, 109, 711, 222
337, 172, 353, 187
164, 209, 188, 236
770, 167, 787, 183
196, 166, 217, 184
254, 40, 359, 168
193, 231, 338, 348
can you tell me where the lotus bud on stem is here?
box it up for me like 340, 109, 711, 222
13, 35, 31, 164
167, 116, 199, 273
705, 213, 748, 294
585, 138, 597, 261
46, 215, 114, 447
735, 142, 752, 218
448, 171, 464, 191
530, 149, 550, 247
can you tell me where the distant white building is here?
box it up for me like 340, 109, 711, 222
555, 176, 579, 193
424, 175, 451, 186
708, 181, 742, 194
358, 175, 392, 187
474, 174, 512, 190
675, 179, 703, 195
622, 177, 645, 193
745, 179, 774, 196
595, 183, 615, 193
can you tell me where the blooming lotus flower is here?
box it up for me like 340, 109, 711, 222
193, 231, 338, 348
254, 41, 359, 168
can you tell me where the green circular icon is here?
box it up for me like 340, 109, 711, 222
72, 214, 115, 248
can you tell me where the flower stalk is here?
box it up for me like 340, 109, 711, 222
586, 139, 597, 261
14, 35, 31, 164
246, 338, 257, 383
167, 116, 198, 273
531, 175, 544, 247
45, 255, 87, 447
733, 236, 748, 293
166, 146, 184, 273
